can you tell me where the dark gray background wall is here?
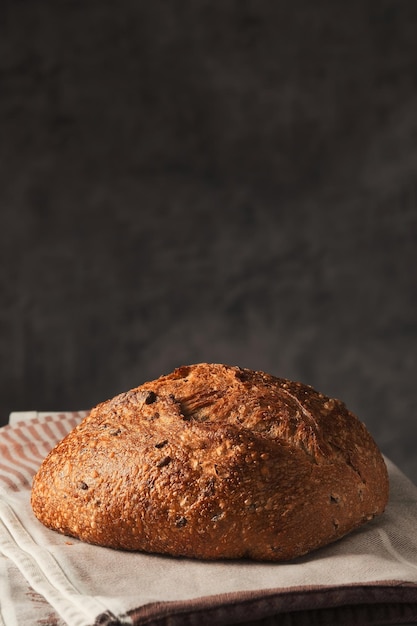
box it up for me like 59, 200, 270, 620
1, 2, 416, 482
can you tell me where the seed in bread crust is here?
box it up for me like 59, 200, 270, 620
156, 456, 172, 468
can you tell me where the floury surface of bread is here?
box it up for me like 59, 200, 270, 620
31, 363, 389, 561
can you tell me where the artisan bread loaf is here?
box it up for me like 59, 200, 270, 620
31, 363, 389, 561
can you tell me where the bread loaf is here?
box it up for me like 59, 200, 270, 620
31, 363, 389, 561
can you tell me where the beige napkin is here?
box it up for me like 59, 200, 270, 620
1, 411, 417, 626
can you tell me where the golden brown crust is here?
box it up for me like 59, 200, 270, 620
31, 363, 389, 561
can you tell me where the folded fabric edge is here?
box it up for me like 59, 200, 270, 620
120, 581, 417, 626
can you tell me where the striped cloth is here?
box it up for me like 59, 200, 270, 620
1, 412, 417, 626
0, 413, 85, 492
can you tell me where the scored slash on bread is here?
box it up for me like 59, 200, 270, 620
31, 363, 389, 561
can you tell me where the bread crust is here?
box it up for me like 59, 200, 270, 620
31, 363, 389, 561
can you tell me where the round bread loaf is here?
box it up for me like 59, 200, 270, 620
31, 363, 389, 561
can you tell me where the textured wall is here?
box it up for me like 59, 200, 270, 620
1, 2, 416, 482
